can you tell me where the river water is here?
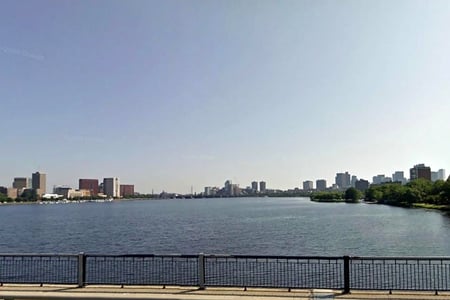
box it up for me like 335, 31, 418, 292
0, 197, 449, 256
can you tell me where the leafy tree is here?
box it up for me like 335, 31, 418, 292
344, 188, 362, 202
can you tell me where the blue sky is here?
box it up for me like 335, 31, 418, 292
1, 0, 449, 193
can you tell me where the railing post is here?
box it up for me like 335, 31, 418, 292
343, 255, 350, 294
198, 253, 205, 290
78, 252, 86, 288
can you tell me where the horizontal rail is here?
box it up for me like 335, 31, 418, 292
0, 253, 449, 292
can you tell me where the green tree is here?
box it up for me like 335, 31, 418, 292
345, 187, 362, 203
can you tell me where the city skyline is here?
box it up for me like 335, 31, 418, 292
1, 1, 450, 194
1, 163, 446, 196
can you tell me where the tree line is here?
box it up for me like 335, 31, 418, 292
310, 177, 450, 209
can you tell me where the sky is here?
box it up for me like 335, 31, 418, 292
1, 0, 450, 194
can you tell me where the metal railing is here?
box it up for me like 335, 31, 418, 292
1, 253, 449, 293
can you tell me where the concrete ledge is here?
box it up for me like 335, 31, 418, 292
1, 285, 449, 300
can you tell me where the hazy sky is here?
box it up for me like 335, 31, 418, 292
1, 0, 449, 193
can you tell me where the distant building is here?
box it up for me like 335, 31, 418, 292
355, 179, 369, 192
103, 177, 120, 198
0, 186, 7, 195
224, 180, 233, 196
303, 180, 313, 191
13, 177, 29, 190
392, 171, 407, 184
204, 187, 212, 196
32, 172, 46, 197
53, 186, 72, 199
7, 188, 18, 200
432, 169, 446, 182
120, 184, 134, 197
372, 175, 391, 185
251, 181, 258, 192
351, 176, 358, 188
410, 164, 431, 181
335, 172, 351, 189
431, 172, 439, 182
259, 181, 266, 193
79, 179, 99, 196
316, 179, 327, 191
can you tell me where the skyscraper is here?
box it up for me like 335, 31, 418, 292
303, 180, 313, 191
32, 172, 46, 197
79, 179, 99, 196
12, 177, 29, 190
410, 164, 431, 181
335, 172, 351, 189
251, 181, 258, 192
103, 177, 120, 198
316, 179, 327, 191
259, 181, 266, 193
392, 171, 407, 184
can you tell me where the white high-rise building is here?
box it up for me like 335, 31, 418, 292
392, 171, 407, 184
438, 169, 446, 181
103, 177, 120, 198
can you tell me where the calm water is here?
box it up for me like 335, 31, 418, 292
0, 197, 449, 256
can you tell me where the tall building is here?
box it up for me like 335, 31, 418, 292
103, 177, 120, 198
335, 172, 351, 189
372, 174, 391, 185
351, 175, 358, 187
251, 181, 258, 192
316, 179, 327, 191
355, 179, 369, 191
13, 177, 29, 190
431, 169, 446, 182
79, 179, 99, 196
431, 172, 439, 182
32, 172, 46, 197
259, 181, 266, 193
224, 180, 233, 196
303, 180, 313, 191
410, 164, 431, 181
392, 171, 407, 184
120, 184, 134, 197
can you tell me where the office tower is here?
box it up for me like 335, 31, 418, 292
224, 180, 233, 196
259, 181, 266, 193
103, 177, 120, 197
438, 169, 446, 181
410, 164, 431, 181
79, 179, 99, 196
335, 172, 351, 189
355, 179, 369, 191
32, 172, 46, 196
303, 180, 313, 191
372, 174, 388, 185
120, 184, 134, 197
431, 172, 439, 182
251, 181, 258, 192
316, 179, 327, 191
392, 171, 407, 184
12, 177, 29, 190
204, 187, 211, 196
351, 176, 358, 187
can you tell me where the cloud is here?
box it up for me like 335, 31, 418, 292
0, 46, 45, 61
